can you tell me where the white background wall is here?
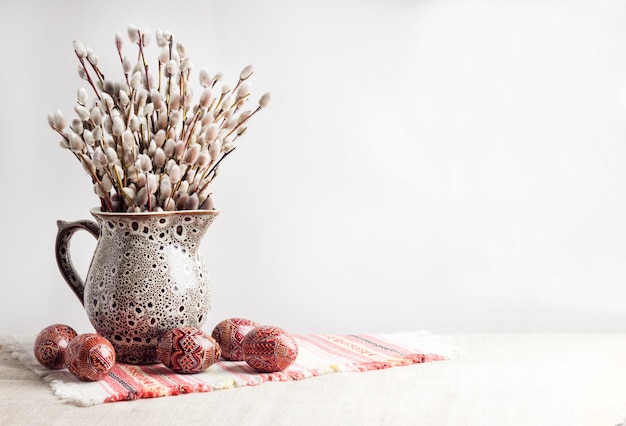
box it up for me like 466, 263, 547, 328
2, 0, 626, 335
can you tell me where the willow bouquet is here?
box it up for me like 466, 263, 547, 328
48, 24, 270, 213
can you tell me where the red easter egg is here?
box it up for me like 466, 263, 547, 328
211, 318, 259, 361
33, 324, 78, 369
157, 326, 221, 374
66, 334, 116, 381
242, 326, 298, 373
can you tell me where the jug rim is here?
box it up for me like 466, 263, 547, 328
90, 207, 220, 217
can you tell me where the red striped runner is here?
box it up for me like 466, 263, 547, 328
2, 331, 450, 406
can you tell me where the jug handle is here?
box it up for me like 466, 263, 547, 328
55, 219, 100, 306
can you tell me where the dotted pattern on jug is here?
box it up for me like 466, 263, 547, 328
86, 272, 211, 363
99, 214, 215, 249
84, 212, 215, 364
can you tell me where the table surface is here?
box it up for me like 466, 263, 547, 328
1, 333, 625, 426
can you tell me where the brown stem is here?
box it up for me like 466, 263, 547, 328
146, 172, 152, 212
78, 153, 114, 211
231, 78, 244, 97
225, 106, 260, 139
166, 75, 172, 117
179, 73, 186, 137
75, 52, 101, 101
116, 38, 124, 64
213, 92, 227, 116
157, 63, 162, 92
182, 109, 203, 147
88, 61, 105, 86
198, 148, 235, 189
125, 90, 135, 129
51, 126, 69, 143
137, 30, 151, 92
112, 165, 134, 210
170, 163, 191, 200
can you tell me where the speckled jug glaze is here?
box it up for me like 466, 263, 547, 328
55, 208, 218, 364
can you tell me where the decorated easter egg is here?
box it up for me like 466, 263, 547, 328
157, 326, 221, 374
33, 324, 78, 369
242, 326, 298, 373
66, 333, 116, 381
211, 318, 260, 361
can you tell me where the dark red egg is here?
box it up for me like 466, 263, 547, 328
157, 326, 221, 374
66, 333, 116, 381
33, 324, 78, 369
242, 326, 298, 373
211, 318, 259, 361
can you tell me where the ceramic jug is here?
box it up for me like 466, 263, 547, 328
55, 208, 218, 364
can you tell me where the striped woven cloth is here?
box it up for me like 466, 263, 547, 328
2, 331, 451, 406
